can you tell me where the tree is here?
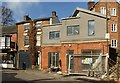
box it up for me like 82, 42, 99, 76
1, 4, 15, 26
29, 21, 37, 68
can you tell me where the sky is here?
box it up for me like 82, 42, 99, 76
1, 0, 120, 22
3, 2, 88, 22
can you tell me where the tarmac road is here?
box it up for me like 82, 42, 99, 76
1, 69, 117, 83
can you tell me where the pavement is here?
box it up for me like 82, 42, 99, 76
2, 69, 118, 83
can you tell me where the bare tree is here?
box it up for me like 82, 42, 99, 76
1, 4, 15, 26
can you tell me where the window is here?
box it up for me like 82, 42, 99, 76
0, 37, 5, 49
24, 36, 29, 46
49, 31, 60, 39
48, 52, 59, 68
100, 7, 106, 15
36, 34, 41, 46
24, 23, 30, 31
111, 24, 117, 32
88, 20, 95, 36
67, 26, 79, 36
36, 21, 41, 29
110, 8, 116, 16
111, 39, 117, 48
82, 50, 102, 55
6, 37, 10, 47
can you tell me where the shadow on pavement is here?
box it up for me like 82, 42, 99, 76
2, 72, 29, 83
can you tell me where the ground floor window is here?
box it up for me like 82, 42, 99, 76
81, 49, 102, 70
48, 52, 59, 68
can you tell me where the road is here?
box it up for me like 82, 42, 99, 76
1, 69, 117, 83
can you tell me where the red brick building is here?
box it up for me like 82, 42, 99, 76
88, 0, 120, 77
42, 7, 109, 74
16, 11, 60, 69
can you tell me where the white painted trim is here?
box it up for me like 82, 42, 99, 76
24, 45, 29, 48
61, 40, 108, 44
42, 44, 61, 46
24, 23, 30, 25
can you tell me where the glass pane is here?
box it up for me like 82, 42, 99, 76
67, 27, 72, 35
49, 32, 54, 39
74, 26, 79, 35
6, 37, 10, 47
88, 20, 95, 36
55, 32, 60, 39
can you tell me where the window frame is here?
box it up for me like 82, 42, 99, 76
24, 35, 29, 46
49, 31, 60, 40
110, 8, 116, 16
67, 25, 79, 36
36, 33, 41, 46
100, 7, 106, 15
111, 39, 117, 48
111, 24, 117, 32
88, 20, 95, 36
24, 23, 30, 31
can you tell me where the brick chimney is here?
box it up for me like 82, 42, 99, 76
88, 0, 95, 10
24, 15, 31, 21
52, 11, 57, 17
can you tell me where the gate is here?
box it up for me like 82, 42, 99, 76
19, 51, 31, 69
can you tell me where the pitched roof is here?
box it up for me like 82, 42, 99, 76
2, 25, 18, 35
16, 16, 60, 25
72, 7, 110, 19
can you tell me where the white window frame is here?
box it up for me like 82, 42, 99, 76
110, 8, 116, 16
111, 39, 117, 48
24, 23, 30, 31
36, 32, 41, 46
111, 24, 117, 32
36, 21, 42, 29
100, 7, 106, 15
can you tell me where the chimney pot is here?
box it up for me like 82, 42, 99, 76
24, 15, 31, 21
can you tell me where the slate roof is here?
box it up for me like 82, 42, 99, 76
2, 25, 18, 35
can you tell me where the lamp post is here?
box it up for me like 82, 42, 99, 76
105, 0, 109, 78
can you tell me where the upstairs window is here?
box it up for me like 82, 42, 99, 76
49, 31, 60, 39
36, 33, 41, 46
111, 39, 117, 48
88, 20, 95, 36
67, 26, 79, 36
111, 24, 117, 32
0, 37, 5, 49
36, 21, 41, 29
110, 8, 116, 16
100, 7, 106, 15
24, 36, 29, 46
24, 23, 30, 31
5, 37, 10, 47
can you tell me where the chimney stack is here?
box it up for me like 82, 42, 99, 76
24, 15, 31, 21
52, 11, 57, 17
88, 0, 95, 10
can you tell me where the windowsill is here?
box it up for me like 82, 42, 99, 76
49, 38, 60, 40
24, 45, 29, 48
111, 46, 117, 48
67, 34, 79, 36
111, 31, 117, 33
111, 15, 117, 17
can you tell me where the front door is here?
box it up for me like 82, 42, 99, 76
66, 50, 74, 73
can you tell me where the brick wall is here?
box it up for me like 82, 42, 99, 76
42, 42, 107, 73
93, 2, 119, 49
